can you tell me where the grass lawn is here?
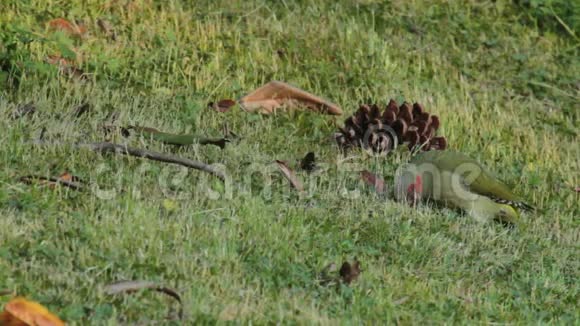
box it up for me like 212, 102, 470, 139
0, 0, 578, 324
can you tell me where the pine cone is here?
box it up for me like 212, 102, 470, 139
335, 99, 447, 154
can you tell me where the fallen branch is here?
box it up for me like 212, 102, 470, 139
104, 280, 184, 321
85, 142, 226, 180
128, 126, 231, 148
19, 175, 85, 191
33, 141, 226, 180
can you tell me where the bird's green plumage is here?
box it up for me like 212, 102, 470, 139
395, 150, 532, 223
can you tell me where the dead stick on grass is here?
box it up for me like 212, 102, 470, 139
19, 175, 85, 191
85, 142, 226, 180
34, 141, 226, 180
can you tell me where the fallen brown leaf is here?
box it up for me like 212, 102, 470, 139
1, 297, 65, 326
104, 280, 183, 321
208, 99, 236, 112
239, 81, 342, 115
339, 258, 361, 285
275, 160, 304, 192
218, 99, 236, 111
360, 170, 386, 194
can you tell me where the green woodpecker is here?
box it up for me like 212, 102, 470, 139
395, 151, 533, 223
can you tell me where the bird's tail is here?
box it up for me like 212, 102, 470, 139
492, 197, 535, 212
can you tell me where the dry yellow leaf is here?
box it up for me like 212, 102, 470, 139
0, 310, 28, 326
2, 297, 65, 326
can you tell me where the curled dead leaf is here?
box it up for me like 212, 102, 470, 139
1, 297, 65, 326
217, 99, 236, 111
104, 280, 183, 321
275, 160, 304, 193
208, 99, 236, 112
239, 81, 342, 115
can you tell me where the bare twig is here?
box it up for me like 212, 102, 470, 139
104, 280, 184, 321
19, 175, 85, 191
33, 141, 225, 180
84, 142, 225, 180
